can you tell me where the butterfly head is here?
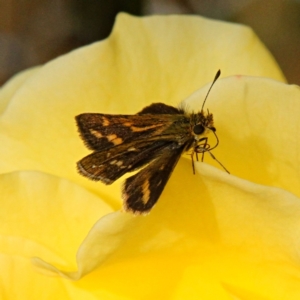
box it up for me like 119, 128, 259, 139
191, 111, 215, 141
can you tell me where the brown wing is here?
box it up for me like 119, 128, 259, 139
75, 103, 189, 152
76, 113, 184, 151
122, 142, 185, 214
137, 102, 181, 115
77, 140, 173, 184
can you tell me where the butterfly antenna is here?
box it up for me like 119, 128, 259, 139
201, 70, 221, 112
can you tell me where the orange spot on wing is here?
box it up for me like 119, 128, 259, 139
89, 129, 103, 138
102, 117, 110, 126
130, 124, 161, 132
107, 134, 123, 145
141, 180, 150, 204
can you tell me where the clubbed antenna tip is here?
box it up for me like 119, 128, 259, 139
201, 70, 221, 112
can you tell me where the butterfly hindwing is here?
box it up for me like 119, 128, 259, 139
137, 102, 181, 115
122, 142, 186, 214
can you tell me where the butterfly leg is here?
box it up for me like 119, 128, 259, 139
206, 151, 230, 174
196, 137, 210, 162
191, 149, 196, 175
190, 140, 200, 175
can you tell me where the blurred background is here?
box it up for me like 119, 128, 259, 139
0, 0, 300, 86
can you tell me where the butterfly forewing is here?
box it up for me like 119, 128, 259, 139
77, 140, 173, 184
76, 113, 186, 152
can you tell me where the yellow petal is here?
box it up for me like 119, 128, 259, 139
186, 75, 300, 196
0, 170, 114, 299
0, 66, 40, 114
0, 171, 112, 261
38, 76, 300, 297
0, 13, 298, 300
34, 161, 300, 299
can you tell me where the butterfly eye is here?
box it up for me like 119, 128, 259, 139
193, 124, 205, 135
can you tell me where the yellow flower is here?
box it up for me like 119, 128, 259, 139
1, 13, 300, 299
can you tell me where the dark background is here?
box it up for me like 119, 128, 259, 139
1, 0, 299, 85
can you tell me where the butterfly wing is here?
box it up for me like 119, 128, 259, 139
77, 140, 173, 184
75, 103, 188, 152
137, 102, 181, 115
122, 142, 185, 214
76, 103, 192, 213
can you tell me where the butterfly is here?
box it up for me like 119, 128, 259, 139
76, 70, 227, 214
